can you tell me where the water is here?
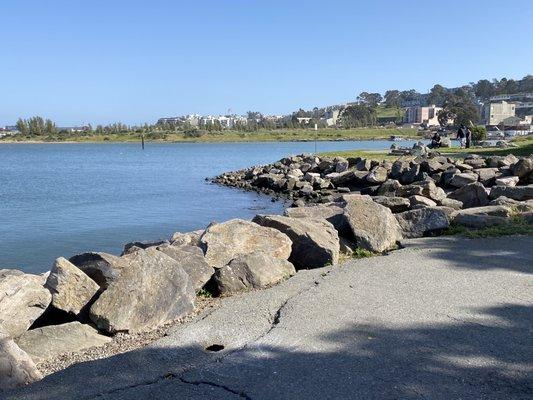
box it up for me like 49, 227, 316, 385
0, 139, 417, 273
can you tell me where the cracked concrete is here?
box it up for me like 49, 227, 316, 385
5, 236, 533, 399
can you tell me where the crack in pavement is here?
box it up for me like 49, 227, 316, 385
85, 270, 330, 399
178, 376, 252, 399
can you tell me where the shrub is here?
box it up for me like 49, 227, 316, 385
470, 125, 487, 142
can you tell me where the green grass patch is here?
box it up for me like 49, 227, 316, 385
352, 248, 375, 258
196, 288, 213, 298
444, 219, 533, 238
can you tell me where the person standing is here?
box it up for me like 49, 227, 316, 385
457, 124, 466, 148
465, 126, 472, 148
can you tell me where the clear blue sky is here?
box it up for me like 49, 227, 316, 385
1, 0, 532, 126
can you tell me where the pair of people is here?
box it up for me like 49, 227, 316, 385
457, 124, 472, 148
430, 132, 442, 148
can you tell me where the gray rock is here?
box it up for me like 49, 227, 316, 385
439, 198, 463, 210
68, 252, 127, 289
284, 202, 349, 236
213, 252, 296, 295
44, 258, 99, 316
156, 245, 214, 292
453, 213, 509, 228
366, 166, 388, 184
170, 230, 203, 247
449, 172, 478, 188
0, 330, 42, 390
121, 240, 169, 256
500, 154, 519, 167
512, 158, 533, 178
474, 168, 500, 186
390, 160, 410, 180
448, 182, 489, 208
0, 272, 51, 339
343, 198, 402, 252
453, 205, 513, 219
89, 248, 195, 334
335, 157, 349, 173
252, 215, 339, 269
494, 176, 519, 187
200, 219, 292, 269
489, 185, 533, 201
372, 196, 411, 213
400, 163, 421, 184
409, 195, 437, 208
395, 207, 451, 238
398, 180, 445, 202
15, 322, 111, 364
376, 179, 402, 197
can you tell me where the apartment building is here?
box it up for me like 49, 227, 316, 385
403, 105, 441, 126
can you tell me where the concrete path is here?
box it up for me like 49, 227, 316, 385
6, 236, 533, 400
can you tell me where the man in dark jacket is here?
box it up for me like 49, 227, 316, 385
465, 127, 472, 148
457, 124, 466, 148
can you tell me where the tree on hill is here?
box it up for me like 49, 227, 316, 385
437, 90, 480, 127
340, 105, 377, 128
357, 92, 382, 107
384, 90, 401, 107
427, 84, 448, 107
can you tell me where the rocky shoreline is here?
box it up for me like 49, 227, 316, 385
2, 144, 533, 392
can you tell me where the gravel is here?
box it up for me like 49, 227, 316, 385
36, 297, 219, 376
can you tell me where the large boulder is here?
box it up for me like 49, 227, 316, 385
89, 248, 195, 334
343, 198, 402, 253
0, 330, 42, 390
448, 182, 489, 208
494, 176, 519, 187
449, 172, 478, 188
474, 168, 499, 186
453, 213, 510, 229
212, 252, 296, 295
252, 215, 339, 269
409, 195, 437, 208
156, 245, 214, 291
15, 322, 111, 364
44, 258, 99, 316
200, 219, 292, 269
489, 185, 533, 201
395, 207, 451, 238
376, 179, 402, 197
170, 230, 203, 247
372, 196, 411, 213
0, 272, 51, 338
284, 203, 349, 236
366, 166, 388, 184
512, 158, 533, 179
397, 180, 445, 202
69, 252, 127, 289
121, 240, 169, 256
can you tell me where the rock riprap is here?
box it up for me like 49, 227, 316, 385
45, 257, 99, 316
213, 252, 296, 295
200, 219, 292, 269
0, 330, 42, 390
89, 248, 195, 334
343, 198, 402, 252
15, 322, 111, 364
252, 215, 340, 268
68, 252, 127, 289
156, 244, 214, 292
0, 271, 51, 338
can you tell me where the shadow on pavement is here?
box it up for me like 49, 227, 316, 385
6, 304, 532, 400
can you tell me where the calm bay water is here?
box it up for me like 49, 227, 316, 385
0, 140, 417, 273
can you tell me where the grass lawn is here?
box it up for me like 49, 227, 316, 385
322, 137, 533, 161
0, 127, 421, 143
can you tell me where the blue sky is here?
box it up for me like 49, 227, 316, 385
1, 0, 532, 126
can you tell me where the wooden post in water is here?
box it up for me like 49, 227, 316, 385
141, 134, 145, 150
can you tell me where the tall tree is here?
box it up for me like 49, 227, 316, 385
427, 84, 448, 106
16, 118, 29, 135
384, 90, 401, 107
357, 92, 382, 107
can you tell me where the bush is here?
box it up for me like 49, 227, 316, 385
470, 125, 487, 142
183, 129, 206, 138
